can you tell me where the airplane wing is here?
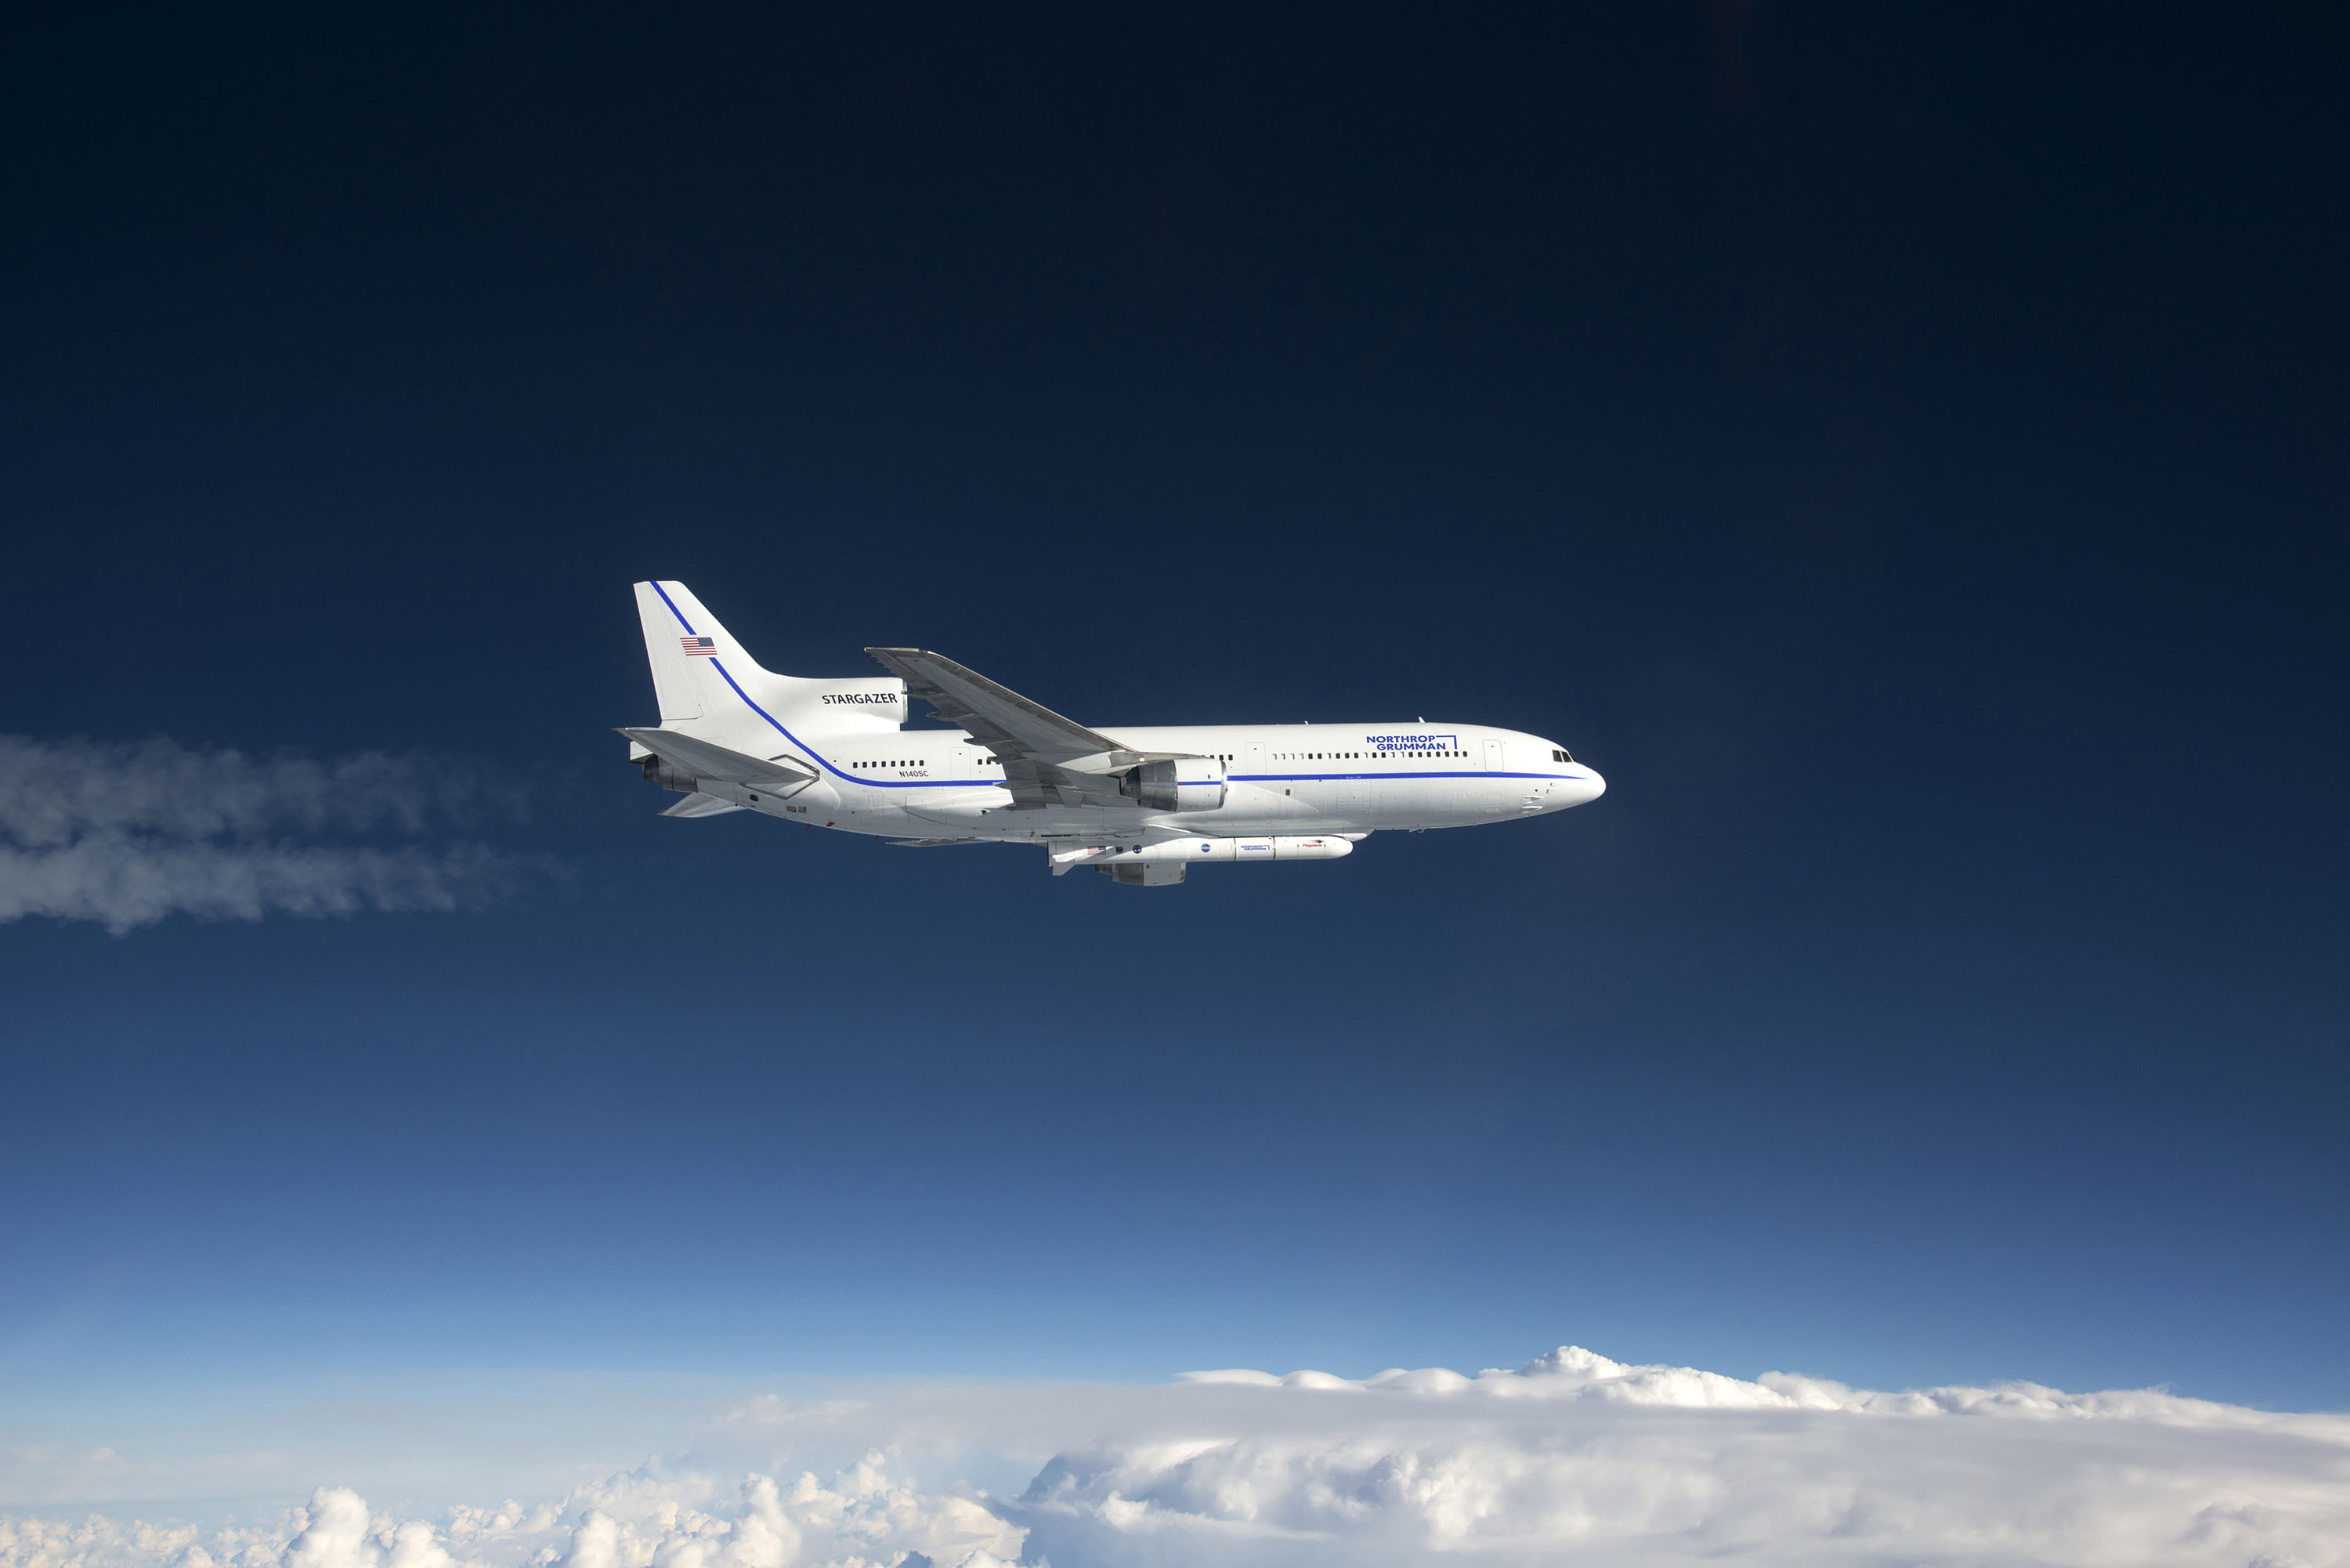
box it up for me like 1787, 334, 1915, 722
864, 648, 1141, 810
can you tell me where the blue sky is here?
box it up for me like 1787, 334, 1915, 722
2, 6, 2346, 1543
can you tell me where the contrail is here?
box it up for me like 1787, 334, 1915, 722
0, 735, 531, 934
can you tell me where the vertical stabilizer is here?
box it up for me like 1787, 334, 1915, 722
631, 580, 906, 756
634, 581, 709, 724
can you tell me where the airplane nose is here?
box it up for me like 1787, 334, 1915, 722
1565, 767, 1606, 807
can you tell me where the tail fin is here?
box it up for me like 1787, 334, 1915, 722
634, 580, 714, 725
631, 580, 906, 754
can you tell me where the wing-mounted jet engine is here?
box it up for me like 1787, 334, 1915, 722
1118, 757, 1226, 811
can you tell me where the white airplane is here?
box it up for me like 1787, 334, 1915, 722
622, 580, 1605, 886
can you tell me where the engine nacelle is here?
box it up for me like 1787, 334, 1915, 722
640, 756, 698, 793
1119, 757, 1227, 812
638, 754, 836, 814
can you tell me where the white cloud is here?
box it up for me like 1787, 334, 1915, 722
1005, 1347, 2350, 1566
280, 1489, 380, 1568
0, 735, 527, 932
0, 1464, 1021, 1568
5, 1348, 2348, 1568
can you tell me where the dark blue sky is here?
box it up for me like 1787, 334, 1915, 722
2, 3, 2345, 1421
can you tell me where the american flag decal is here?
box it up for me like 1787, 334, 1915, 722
680, 637, 718, 656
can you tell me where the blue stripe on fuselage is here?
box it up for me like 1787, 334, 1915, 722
1230, 772, 1583, 782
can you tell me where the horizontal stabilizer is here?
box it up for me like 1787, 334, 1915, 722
619, 728, 816, 788
661, 792, 744, 818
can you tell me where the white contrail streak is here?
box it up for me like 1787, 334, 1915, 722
0, 735, 526, 934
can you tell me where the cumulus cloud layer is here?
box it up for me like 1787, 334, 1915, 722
0, 1464, 1019, 1568
5, 1347, 2347, 1568
0, 735, 528, 932
1014, 1347, 2350, 1566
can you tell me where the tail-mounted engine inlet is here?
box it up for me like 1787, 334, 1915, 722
639, 756, 697, 793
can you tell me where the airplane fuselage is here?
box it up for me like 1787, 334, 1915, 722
714, 721, 1603, 839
